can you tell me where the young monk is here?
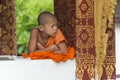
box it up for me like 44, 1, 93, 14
22, 11, 74, 62
28, 11, 68, 54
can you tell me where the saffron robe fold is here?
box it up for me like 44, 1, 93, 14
22, 29, 75, 62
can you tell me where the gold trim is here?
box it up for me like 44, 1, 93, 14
94, 0, 117, 79
0, 4, 8, 13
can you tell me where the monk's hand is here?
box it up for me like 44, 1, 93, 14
37, 42, 45, 50
49, 44, 59, 51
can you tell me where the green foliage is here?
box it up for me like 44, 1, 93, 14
16, 0, 54, 55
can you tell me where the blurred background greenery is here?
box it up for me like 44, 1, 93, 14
16, 0, 54, 55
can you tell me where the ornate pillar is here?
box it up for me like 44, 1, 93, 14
54, 0, 116, 80
76, 0, 95, 79
94, 0, 116, 79
54, 0, 95, 80
0, 0, 17, 55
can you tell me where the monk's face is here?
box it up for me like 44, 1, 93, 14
43, 17, 59, 37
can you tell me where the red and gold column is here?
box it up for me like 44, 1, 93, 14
94, 0, 116, 79
0, 0, 17, 55
76, 0, 95, 79
54, 0, 116, 79
54, 0, 95, 79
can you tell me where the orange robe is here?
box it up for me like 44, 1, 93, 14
22, 29, 74, 62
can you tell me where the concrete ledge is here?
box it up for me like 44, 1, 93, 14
0, 57, 76, 80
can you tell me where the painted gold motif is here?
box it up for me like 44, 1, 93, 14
94, 0, 116, 79
0, 0, 17, 55
54, 0, 116, 79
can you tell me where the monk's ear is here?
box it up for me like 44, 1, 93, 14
38, 25, 44, 31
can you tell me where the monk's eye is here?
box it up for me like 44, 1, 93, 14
50, 24, 54, 28
50, 23, 59, 28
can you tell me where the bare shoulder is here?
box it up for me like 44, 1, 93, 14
30, 27, 39, 35
31, 28, 38, 33
29, 28, 39, 40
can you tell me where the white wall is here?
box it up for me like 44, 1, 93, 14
115, 23, 120, 76
0, 59, 76, 80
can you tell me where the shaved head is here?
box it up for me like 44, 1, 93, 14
38, 11, 55, 26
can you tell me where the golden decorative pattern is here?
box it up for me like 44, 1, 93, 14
94, 0, 116, 79
76, 25, 95, 49
76, 0, 94, 18
76, 0, 95, 79
104, 56, 116, 79
0, 4, 8, 13
54, 0, 116, 79
0, 0, 17, 55
76, 53, 95, 80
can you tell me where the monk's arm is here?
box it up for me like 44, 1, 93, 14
36, 29, 68, 53
28, 30, 58, 53
28, 29, 37, 53
36, 41, 68, 53
36, 44, 59, 52
37, 42, 45, 49
53, 41, 68, 53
